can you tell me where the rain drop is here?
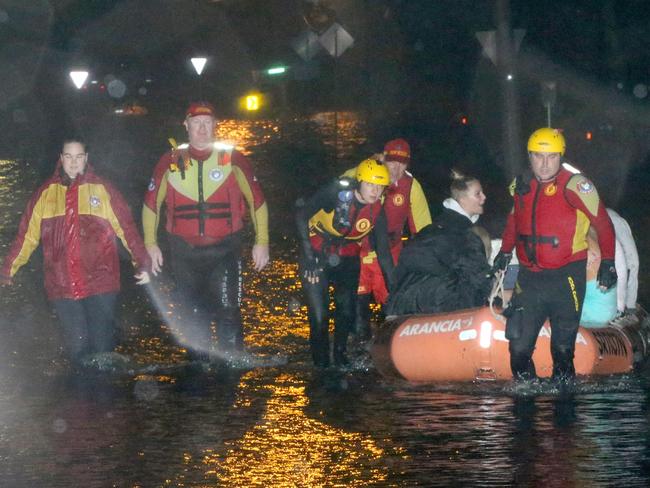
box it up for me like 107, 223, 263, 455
52, 418, 67, 434
107, 79, 127, 99
288, 296, 301, 312
633, 83, 648, 99
134, 379, 160, 401
13, 109, 27, 123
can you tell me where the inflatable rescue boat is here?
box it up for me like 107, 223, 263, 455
371, 306, 650, 382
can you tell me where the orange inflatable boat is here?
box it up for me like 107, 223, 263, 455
371, 306, 650, 382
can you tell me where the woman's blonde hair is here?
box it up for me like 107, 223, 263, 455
449, 168, 479, 201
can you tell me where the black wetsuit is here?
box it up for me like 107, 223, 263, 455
169, 232, 244, 353
296, 178, 393, 367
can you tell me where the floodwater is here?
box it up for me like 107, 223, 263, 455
1, 115, 650, 487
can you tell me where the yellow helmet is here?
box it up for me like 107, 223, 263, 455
355, 158, 390, 186
357, 159, 390, 186
527, 128, 566, 155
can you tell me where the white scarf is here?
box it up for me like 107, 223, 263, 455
443, 197, 480, 224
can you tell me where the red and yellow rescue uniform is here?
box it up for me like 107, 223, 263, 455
342, 168, 431, 303
500, 165, 616, 379
307, 194, 383, 256
502, 167, 615, 269
1, 164, 150, 300
296, 176, 394, 367
142, 142, 268, 352
358, 172, 431, 303
143, 143, 268, 248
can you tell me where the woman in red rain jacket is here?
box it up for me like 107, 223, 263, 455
0, 138, 151, 368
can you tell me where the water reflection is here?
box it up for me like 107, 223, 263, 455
509, 396, 580, 486
201, 372, 388, 487
215, 119, 281, 155
243, 258, 309, 355
213, 111, 366, 164
309, 111, 368, 160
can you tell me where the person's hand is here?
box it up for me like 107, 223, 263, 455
597, 259, 617, 290
302, 256, 323, 285
0, 274, 12, 286
492, 251, 512, 274
135, 271, 150, 285
146, 244, 163, 276
252, 244, 270, 272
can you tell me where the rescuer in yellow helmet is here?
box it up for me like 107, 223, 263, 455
341, 139, 432, 342
493, 127, 617, 382
295, 158, 393, 368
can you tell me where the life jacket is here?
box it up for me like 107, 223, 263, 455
165, 147, 246, 242
511, 167, 590, 269
308, 183, 383, 257
384, 174, 414, 246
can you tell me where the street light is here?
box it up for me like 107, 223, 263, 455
239, 92, 264, 113
69, 70, 89, 89
245, 95, 260, 111
191, 57, 207, 75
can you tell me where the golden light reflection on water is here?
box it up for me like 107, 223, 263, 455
213, 112, 367, 161
135, 254, 395, 486
194, 372, 388, 487
242, 257, 310, 354
0, 158, 43, 263
215, 120, 281, 156
309, 111, 368, 159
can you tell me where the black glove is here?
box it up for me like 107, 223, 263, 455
492, 251, 512, 274
597, 259, 617, 290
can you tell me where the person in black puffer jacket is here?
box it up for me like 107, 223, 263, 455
386, 169, 492, 316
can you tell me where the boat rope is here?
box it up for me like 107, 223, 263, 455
488, 269, 506, 319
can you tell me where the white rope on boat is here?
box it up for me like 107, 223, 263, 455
488, 269, 506, 319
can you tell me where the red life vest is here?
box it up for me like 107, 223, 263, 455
165, 149, 246, 244
384, 175, 414, 246
512, 168, 590, 269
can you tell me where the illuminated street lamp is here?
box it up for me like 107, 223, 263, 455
240, 92, 264, 113
191, 57, 208, 75
69, 70, 89, 89
246, 94, 260, 111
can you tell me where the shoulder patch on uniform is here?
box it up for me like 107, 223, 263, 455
566, 174, 600, 216
148, 178, 156, 192
576, 178, 594, 194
